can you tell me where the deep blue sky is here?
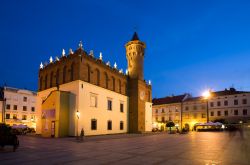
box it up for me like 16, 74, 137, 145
1, 0, 250, 98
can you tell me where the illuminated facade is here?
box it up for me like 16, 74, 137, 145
153, 88, 250, 130
36, 32, 152, 137
152, 94, 190, 130
0, 86, 37, 129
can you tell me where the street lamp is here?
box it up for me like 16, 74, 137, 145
202, 90, 211, 123
76, 110, 80, 139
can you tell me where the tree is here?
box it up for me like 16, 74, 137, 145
166, 121, 175, 133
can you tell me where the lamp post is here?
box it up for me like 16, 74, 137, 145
76, 110, 80, 139
202, 90, 211, 123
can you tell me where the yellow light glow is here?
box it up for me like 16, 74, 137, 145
202, 90, 211, 99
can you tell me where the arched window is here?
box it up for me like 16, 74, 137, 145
63, 66, 67, 83
56, 69, 60, 85
70, 62, 74, 81
118, 80, 121, 93
50, 71, 53, 87
45, 74, 48, 89
87, 64, 90, 82
39, 76, 43, 90
112, 77, 115, 91
96, 69, 100, 85
104, 72, 108, 89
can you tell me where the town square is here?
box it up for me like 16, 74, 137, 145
1, 0, 250, 164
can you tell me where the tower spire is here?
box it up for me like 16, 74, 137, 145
131, 32, 140, 41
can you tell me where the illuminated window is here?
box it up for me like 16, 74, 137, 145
22, 115, 27, 120
13, 114, 17, 119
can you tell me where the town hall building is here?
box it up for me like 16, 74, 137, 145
36, 33, 152, 137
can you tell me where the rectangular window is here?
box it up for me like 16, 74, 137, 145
23, 106, 27, 111
31, 107, 35, 112
6, 114, 10, 119
22, 115, 27, 120
210, 111, 214, 116
156, 117, 158, 121
224, 110, 228, 116
185, 106, 189, 111
224, 100, 228, 106
193, 106, 197, 110
13, 105, 17, 110
23, 96, 27, 102
242, 99, 247, 104
13, 114, 17, 119
217, 111, 221, 116
155, 109, 158, 113
107, 120, 112, 130
201, 105, 205, 110
6, 104, 10, 110
120, 103, 124, 112
234, 100, 238, 105
202, 114, 206, 118
91, 119, 97, 130
193, 113, 197, 119
210, 102, 214, 107
161, 117, 165, 122
90, 95, 98, 107
162, 109, 165, 113
243, 109, 247, 115
234, 110, 238, 116
120, 121, 124, 130
217, 101, 221, 106
107, 99, 112, 110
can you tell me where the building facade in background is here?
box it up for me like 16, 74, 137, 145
153, 88, 250, 130
36, 32, 152, 137
0, 86, 37, 129
152, 94, 190, 130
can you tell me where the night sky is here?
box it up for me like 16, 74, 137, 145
1, 0, 250, 98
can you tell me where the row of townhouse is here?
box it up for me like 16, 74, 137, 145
152, 88, 250, 130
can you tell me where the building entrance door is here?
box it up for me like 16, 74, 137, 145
51, 121, 55, 138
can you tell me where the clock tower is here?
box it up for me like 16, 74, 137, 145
126, 32, 152, 133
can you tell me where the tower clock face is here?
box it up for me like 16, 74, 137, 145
140, 91, 145, 100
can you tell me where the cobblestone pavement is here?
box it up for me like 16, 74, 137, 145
0, 130, 250, 165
